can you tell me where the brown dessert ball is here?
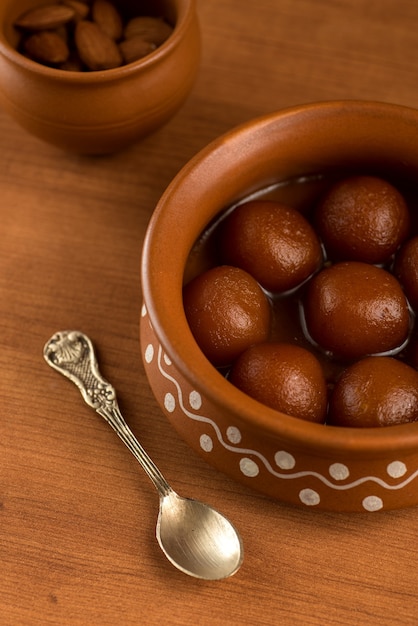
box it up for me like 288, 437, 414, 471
303, 262, 410, 360
328, 356, 418, 427
229, 342, 327, 423
219, 200, 323, 293
315, 175, 410, 263
183, 265, 271, 367
394, 236, 418, 312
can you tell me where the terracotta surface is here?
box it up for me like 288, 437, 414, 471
3, 1, 418, 625
0, 0, 200, 154
141, 101, 418, 512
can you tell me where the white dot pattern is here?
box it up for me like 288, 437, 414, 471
275, 450, 296, 470
329, 463, 350, 481
362, 495, 383, 512
387, 461, 407, 478
189, 390, 202, 410
240, 458, 259, 477
200, 434, 213, 452
226, 426, 242, 444
299, 488, 320, 506
164, 393, 176, 413
143, 338, 415, 512
144, 344, 154, 364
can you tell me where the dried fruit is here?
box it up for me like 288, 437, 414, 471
14, 1, 173, 71
62, 0, 90, 21
92, 0, 123, 40
75, 20, 123, 70
124, 16, 173, 46
119, 36, 155, 64
60, 52, 84, 71
24, 31, 70, 64
15, 4, 75, 31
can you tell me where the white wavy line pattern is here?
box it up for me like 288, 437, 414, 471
153, 344, 418, 494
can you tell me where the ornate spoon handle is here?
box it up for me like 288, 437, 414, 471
43, 330, 171, 496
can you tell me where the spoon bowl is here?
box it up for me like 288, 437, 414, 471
43, 330, 243, 581
158, 492, 243, 579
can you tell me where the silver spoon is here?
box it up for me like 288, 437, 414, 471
43, 330, 243, 580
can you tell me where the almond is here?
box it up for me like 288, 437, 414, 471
24, 30, 70, 65
14, 1, 172, 72
119, 36, 155, 65
75, 20, 123, 70
15, 4, 76, 31
59, 52, 84, 71
62, 0, 90, 22
124, 16, 173, 46
55, 25, 69, 44
92, 0, 123, 40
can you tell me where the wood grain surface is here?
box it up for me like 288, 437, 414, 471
2, 1, 418, 624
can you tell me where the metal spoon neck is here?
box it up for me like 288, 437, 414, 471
97, 403, 173, 497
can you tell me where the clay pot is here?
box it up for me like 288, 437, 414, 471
141, 100, 418, 512
0, 0, 200, 154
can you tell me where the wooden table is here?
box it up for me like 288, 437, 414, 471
2, 1, 418, 624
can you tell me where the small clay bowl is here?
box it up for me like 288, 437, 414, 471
141, 101, 418, 513
0, 0, 200, 154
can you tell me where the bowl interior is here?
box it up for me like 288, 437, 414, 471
142, 100, 418, 458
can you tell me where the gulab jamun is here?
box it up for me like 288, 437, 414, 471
328, 356, 418, 427
183, 265, 271, 367
303, 261, 410, 360
315, 175, 410, 263
219, 200, 323, 293
229, 342, 327, 423
394, 236, 418, 312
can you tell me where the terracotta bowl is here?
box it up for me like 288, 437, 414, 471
0, 0, 200, 154
141, 100, 418, 513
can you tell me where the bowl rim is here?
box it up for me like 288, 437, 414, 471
0, 0, 196, 82
141, 99, 418, 457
